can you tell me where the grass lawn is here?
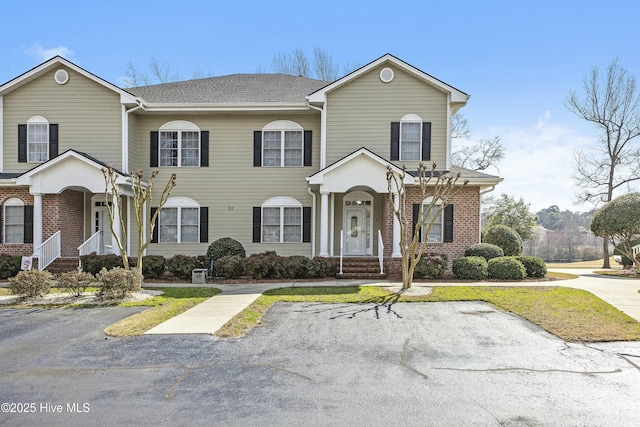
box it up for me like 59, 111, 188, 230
216, 285, 640, 342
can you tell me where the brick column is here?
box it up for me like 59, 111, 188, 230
32, 193, 42, 258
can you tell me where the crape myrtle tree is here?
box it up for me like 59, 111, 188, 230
103, 167, 176, 284
590, 192, 640, 269
387, 162, 468, 289
566, 58, 640, 268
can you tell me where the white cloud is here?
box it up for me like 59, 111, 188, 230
475, 112, 595, 213
26, 43, 74, 62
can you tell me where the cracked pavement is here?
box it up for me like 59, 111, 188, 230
1, 302, 640, 426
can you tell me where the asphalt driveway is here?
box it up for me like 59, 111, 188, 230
1, 302, 640, 426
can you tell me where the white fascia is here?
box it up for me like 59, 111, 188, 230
142, 102, 311, 112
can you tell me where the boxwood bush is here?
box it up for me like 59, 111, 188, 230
207, 237, 246, 267
487, 256, 527, 280
452, 256, 488, 280
97, 267, 142, 299
214, 255, 245, 279
483, 225, 523, 256
0, 254, 22, 279
243, 251, 279, 279
80, 253, 126, 275
166, 255, 205, 280
414, 254, 448, 279
464, 243, 504, 261
515, 255, 547, 278
9, 269, 54, 298
57, 271, 96, 297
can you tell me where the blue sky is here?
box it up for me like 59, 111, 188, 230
2, 0, 639, 213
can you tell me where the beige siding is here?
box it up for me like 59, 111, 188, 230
3, 66, 123, 173
325, 64, 448, 168
132, 113, 321, 257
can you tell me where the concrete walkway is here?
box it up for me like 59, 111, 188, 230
143, 270, 640, 335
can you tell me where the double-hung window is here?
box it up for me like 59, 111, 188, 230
422, 203, 444, 243
260, 197, 302, 243
400, 120, 421, 161
262, 121, 303, 167
3, 197, 33, 244
158, 198, 200, 243
159, 130, 200, 167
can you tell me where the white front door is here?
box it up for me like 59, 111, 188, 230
94, 207, 113, 254
345, 207, 365, 255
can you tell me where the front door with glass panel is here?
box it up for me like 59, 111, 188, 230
343, 192, 373, 256
94, 203, 113, 254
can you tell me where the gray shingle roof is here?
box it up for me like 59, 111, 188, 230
127, 74, 331, 104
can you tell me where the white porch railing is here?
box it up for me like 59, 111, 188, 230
78, 231, 102, 257
377, 230, 384, 275
339, 230, 344, 275
37, 230, 61, 270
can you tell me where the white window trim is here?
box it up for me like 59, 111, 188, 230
261, 196, 303, 243
27, 116, 49, 163
158, 197, 200, 243
262, 120, 304, 167
4, 197, 25, 244
158, 120, 201, 167
400, 113, 422, 161
421, 196, 443, 243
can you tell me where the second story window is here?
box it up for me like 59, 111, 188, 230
253, 120, 312, 168
18, 116, 58, 164
151, 120, 209, 168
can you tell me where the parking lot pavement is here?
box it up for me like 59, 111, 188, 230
1, 303, 640, 426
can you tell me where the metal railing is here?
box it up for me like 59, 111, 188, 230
377, 230, 384, 275
78, 231, 102, 257
37, 230, 61, 270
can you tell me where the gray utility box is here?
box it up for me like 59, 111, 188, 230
192, 268, 208, 284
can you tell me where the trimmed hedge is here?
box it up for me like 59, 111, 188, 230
483, 225, 523, 256
9, 270, 54, 297
215, 255, 245, 279
452, 256, 488, 280
464, 243, 504, 261
207, 237, 246, 265
515, 256, 547, 278
487, 256, 527, 280
80, 254, 126, 275
215, 252, 335, 280
97, 267, 142, 299
414, 254, 448, 279
166, 255, 205, 280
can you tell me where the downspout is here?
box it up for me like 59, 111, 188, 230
307, 185, 316, 258
307, 101, 326, 169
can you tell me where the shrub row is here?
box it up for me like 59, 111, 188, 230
80, 253, 205, 279
452, 255, 546, 280
215, 251, 334, 280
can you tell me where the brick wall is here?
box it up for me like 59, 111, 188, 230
58, 190, 84, 257
0, 188, 34, 256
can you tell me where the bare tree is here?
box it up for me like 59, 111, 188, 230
123, 61, 151, 87
103, 167, 176, 284
566, 58, 640, 268
149, 57, 182, 83
313, 47, 340, 82
387, 162, 468, 289
451, 113, 504, 171
272, 48, 310, 77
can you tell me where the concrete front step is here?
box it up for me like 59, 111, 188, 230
337, 257, 385, 279
46, 257, 79, 274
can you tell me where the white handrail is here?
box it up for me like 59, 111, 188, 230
339, 230, 344, 275
378, 229, 384, 274
37, 230, 61, 270
78, 231, 102, 256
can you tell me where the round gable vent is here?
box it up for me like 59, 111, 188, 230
379, 67, 394, 83
54, 69, 69, 85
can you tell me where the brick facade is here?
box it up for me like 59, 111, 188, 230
0, 187, 85, 258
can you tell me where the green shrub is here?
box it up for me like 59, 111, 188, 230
141, 255, 166, 278
452, 256, 488, 280
0, 254, 22, 279
515, 256, 547, 278
244, 251, 279, 279
414, 254, 448, 279
214, 255, 245, 279
97, 267, 141, 299
483, 225, 523, 256
274, 255, 311, 279
207, 237, 246, 265
80, 253, 125, 275
487, 256, 527, 280
57, 271, 96, 297
464, 243, 504, 261
9, 270, 54, 298
166, 255, 205, 280
614, 238, 640, 267
307, 256, 334, 278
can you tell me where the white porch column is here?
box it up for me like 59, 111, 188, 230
32, 193, 43, 257
319, 191, 330, 257
392, 192, 402, 258
112, 196, 121, 255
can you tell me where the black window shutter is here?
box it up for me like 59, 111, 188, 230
390, 122, 400, 161
412, 204, 422, 242
253, 131, 262, 167
23, 205, 34, 244
443, 204, 454, 243
303, 130, 312, 166
150, 207, 158, 243
422, 122, 432, 161
252, 207, 261, 242
18, 124, 27, 163
302, 207, 311, 243
49, 124, 59, 158
200, 131, 209, 167
199, 207, 208, 243
150, 131, 159, 167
